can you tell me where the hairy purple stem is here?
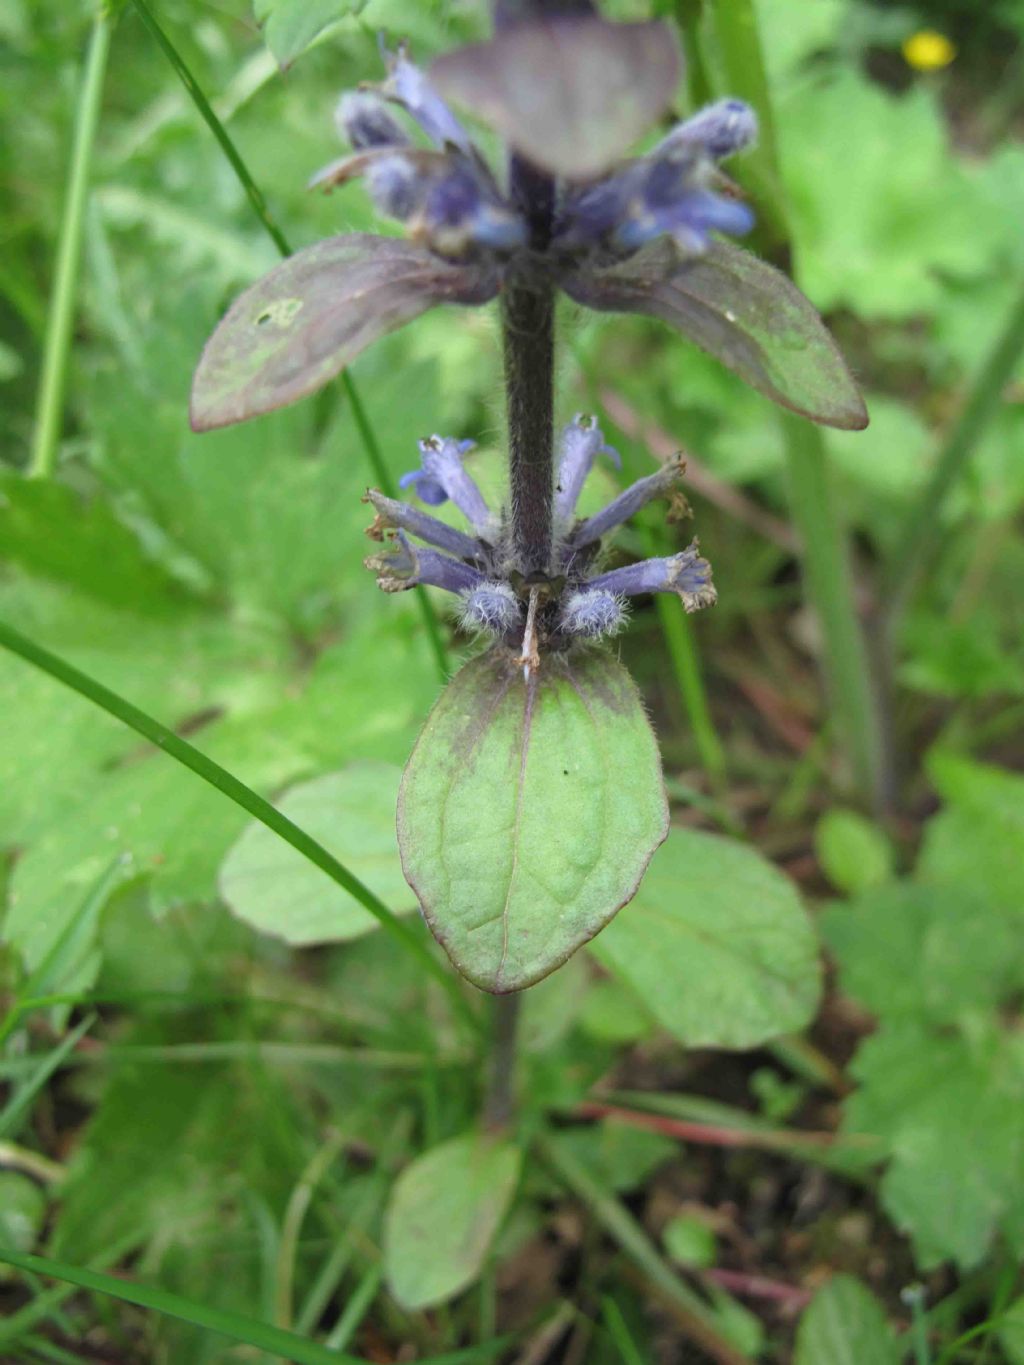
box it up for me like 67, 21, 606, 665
502, 161, 555, 577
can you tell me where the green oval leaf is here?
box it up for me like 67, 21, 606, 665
253, 0, 366, 70
398, 647, 667, 994
384, 1132, 521, 1310
564, 240, 869, 431
190, 234, 497, 431
589, 827, 821, 1049
431, 19, 680, 180
219, 762, 413, 945
795, 1276, 899, 1365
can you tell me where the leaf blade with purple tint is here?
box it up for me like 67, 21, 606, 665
564, 240, 869, 431
398, 646, 667, 994
431, 18, 680, 181
190, 233, 497, 431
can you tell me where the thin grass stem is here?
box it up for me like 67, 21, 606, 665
651, 556, 728, 792
28, 8, 112, 479
130, 0, 449, 681
696, 1, 889, 812
0, 1250, 508, 1365
537, 1133, 752, 1365
782, 414, 887, 808
0, 620, 480, 1036
882, 278, 1024, 618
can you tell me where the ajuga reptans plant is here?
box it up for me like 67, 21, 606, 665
191, 0, 866, 994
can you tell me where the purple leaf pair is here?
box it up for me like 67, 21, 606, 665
190, 15, 868, 435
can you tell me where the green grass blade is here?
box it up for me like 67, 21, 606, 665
883, 278, 1024, 617
29, 9, 112, 479
538, 1133, 752, 1365
0, 621, 480, 1035
652, 571, 727, 791
0, 1249, 364, 1365
781, 414, 886, 808
0, 856, 127, 1049
0, 1015, 95, 1141
0, 1250, 512, 1365
600, 1295, 647, 1365
130, 0, 450, 681
696, 0, 888, 813
324, 1264, 384, 1352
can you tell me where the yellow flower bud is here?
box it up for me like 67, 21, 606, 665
902, 30, 956, 72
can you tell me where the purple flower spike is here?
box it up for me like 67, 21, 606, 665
364, 428, 715, 644
570, 457, 684, 548
365, 489, 484, 561
588, 541, 717, 613
335, 92, 408, 150
560, 589, 626, 639
384, 47, 474, 155
554, 415, 620, 521
400, 436, 492, 533
614, 189, 755, 256
364, 154, 422, 221
366, 532, 485, 596
656, 98, 758, 162
417, 165, 527, 257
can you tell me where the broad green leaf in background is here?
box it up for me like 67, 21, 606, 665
589, 827, 821, 1049
564, 239, 869, 431
220, 762, 413, 945
0, 1173, 47, 1269
547, 1120, 674, 1196
1000, 1295, 1024, 1364
663, 1214, 717, 1270
5, 710, 303, 972
383, 1132, 521, 1310
843, 1022, 1024, 1269
253, 0, 367, 68
398, 647, 668, 994
0, 470, 197, 615
578, 976, 653, 1045
780, 72, 1000, 319
823, 882, 1022, 1025
794, 1275, 899, 1365
815, 808, 894, 895
917, 753, 1024, 918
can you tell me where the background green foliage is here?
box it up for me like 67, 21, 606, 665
1, 0, 1023, 1361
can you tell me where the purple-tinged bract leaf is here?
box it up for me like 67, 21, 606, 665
398, 646, 668, 994
430, 19, 680, 181
190, 234, 497, 431
564, 240, 869, 432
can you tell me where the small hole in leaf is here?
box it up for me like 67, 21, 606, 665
256, 311, 273, 326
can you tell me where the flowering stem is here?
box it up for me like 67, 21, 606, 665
503, 160, 556, 576
482, 994, 521, 1131
132, 0, 451, 681
29, 6, 112, 480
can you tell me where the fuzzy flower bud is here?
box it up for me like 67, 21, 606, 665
336, 91, 408, 150
559, 589, 626, 639
461, 581, 522, 635
656, 98, 759, 162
